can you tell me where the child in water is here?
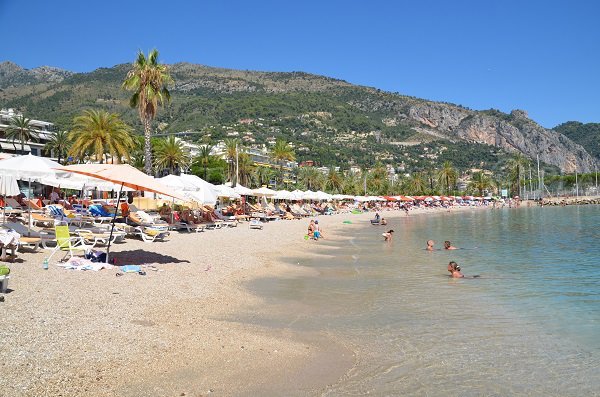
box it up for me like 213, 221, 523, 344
426, 240, 435, 251
382, 229, 394, 241
444, 241, 458, 250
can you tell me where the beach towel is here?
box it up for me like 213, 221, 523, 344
120, 265, 142, 273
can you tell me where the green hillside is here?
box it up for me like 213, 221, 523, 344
0, 62, 573, 174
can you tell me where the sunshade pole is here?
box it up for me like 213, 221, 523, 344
106, 182, 124, 264
27, 178, 32, 236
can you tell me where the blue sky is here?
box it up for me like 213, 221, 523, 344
0, 0, 598, 128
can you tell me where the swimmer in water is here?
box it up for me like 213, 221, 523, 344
448, 261, 464, 278
382, 229, 394, 241
426, 240, 435, 251
444, 240, 458, 250
381, 217, 387, 225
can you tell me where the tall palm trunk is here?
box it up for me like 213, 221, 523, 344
143, 118, 152, 175
21, 137, 25, 155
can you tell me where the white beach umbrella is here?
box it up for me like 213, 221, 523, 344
157, 174, 197, 191
0, 154, 68, 181
252, 186, 276, 197
179, 174, 218, 205
274, 190, 294, 200
213, 184, 241, 199
301, 190, 319, 200
315, 191, 333, 201
354, 196, 369, 202
232, 184, 254, 196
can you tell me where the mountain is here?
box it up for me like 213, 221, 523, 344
0, 61, 73, 89
553, 121, 600, 162
0, 61, 596, 173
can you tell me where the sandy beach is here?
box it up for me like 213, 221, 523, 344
1, 206, 479, 397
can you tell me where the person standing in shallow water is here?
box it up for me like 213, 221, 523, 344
382, 230, 394, 241
448, 261, 464, 278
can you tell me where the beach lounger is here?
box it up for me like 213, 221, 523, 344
249, 219, 264, 230
133, 226, 170, 243
30, 212, 56, 227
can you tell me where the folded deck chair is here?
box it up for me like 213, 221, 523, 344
46, 224, 95, 262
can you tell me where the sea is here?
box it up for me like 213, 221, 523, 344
244, 206, 600, 396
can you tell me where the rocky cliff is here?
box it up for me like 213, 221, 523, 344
0, 61, 72, 89
405, 105, 597, 172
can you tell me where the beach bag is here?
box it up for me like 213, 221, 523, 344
85, 250, 107, 263
0, 265, 10, 276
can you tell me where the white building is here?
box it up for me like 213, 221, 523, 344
0, 108, 55, 157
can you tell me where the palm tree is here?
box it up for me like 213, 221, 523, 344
403, 172, 428, 195
342, 172, 361, 195
153, 136, 190, 175
254, 166, 274, 188
367, 164, 389, 195
437, 161, 457, 195
237, 152, 255, 187
44, 130, 71, 164
6, 115, 39, 154
122, 49, 173, 175
68, 109, 134, 163
271, 139, 295, 185
325, 168, 343, 193
224, 138, 241, 184
469, 171, 493, 196
197, 144, 213, 180
297, 167, 323, 191
506, 154, 528, 197
128, 135, 146, 170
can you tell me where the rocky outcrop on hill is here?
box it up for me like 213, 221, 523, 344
0, 61, 72, 89
405, 104, 597, 172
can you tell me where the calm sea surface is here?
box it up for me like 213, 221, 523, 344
244, 206, 600, 396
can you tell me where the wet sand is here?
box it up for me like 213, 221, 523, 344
0, 206, 476, 396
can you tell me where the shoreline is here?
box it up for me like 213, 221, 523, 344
0, 204, 498, 396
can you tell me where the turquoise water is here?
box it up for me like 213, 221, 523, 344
244, 207, 600, 395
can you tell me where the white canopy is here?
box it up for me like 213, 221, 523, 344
213, 184, 241, 199
0, 154, 68, 181
274, 190, 295, 200
301, 190, 319, 200
179, 174, 218, 205
332, 194, 354, 200
252, 186, 276, 197
315, 190, 333, 201
157, 175, 198, 191
232, 184, 253, 196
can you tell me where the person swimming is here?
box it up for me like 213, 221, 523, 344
380, 218, 387, 225
426, 240, 435, 251
444, 240, 458, 250
382, 229, 394, 241
448, 261, 464, 278
447, 261, 480, 279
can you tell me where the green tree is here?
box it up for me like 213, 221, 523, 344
297, 167, 323, 191
254, 166, 274, 188
367, 164, 389, 195
44, 130, 71, 164
153, 136, 190, 175
68, 109, 134, 163
403, 172, 428, 195
224, 138, 241, 184
437, 161, 457, 195
505, 154, 528, 197
196, 144, 213, 180
237, 152, 255, 187
6, 115, 39, 154
122, 49, 173, 175
468, 171, 493, 196
270, 139, 295, 185
324, 168, 343, 193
